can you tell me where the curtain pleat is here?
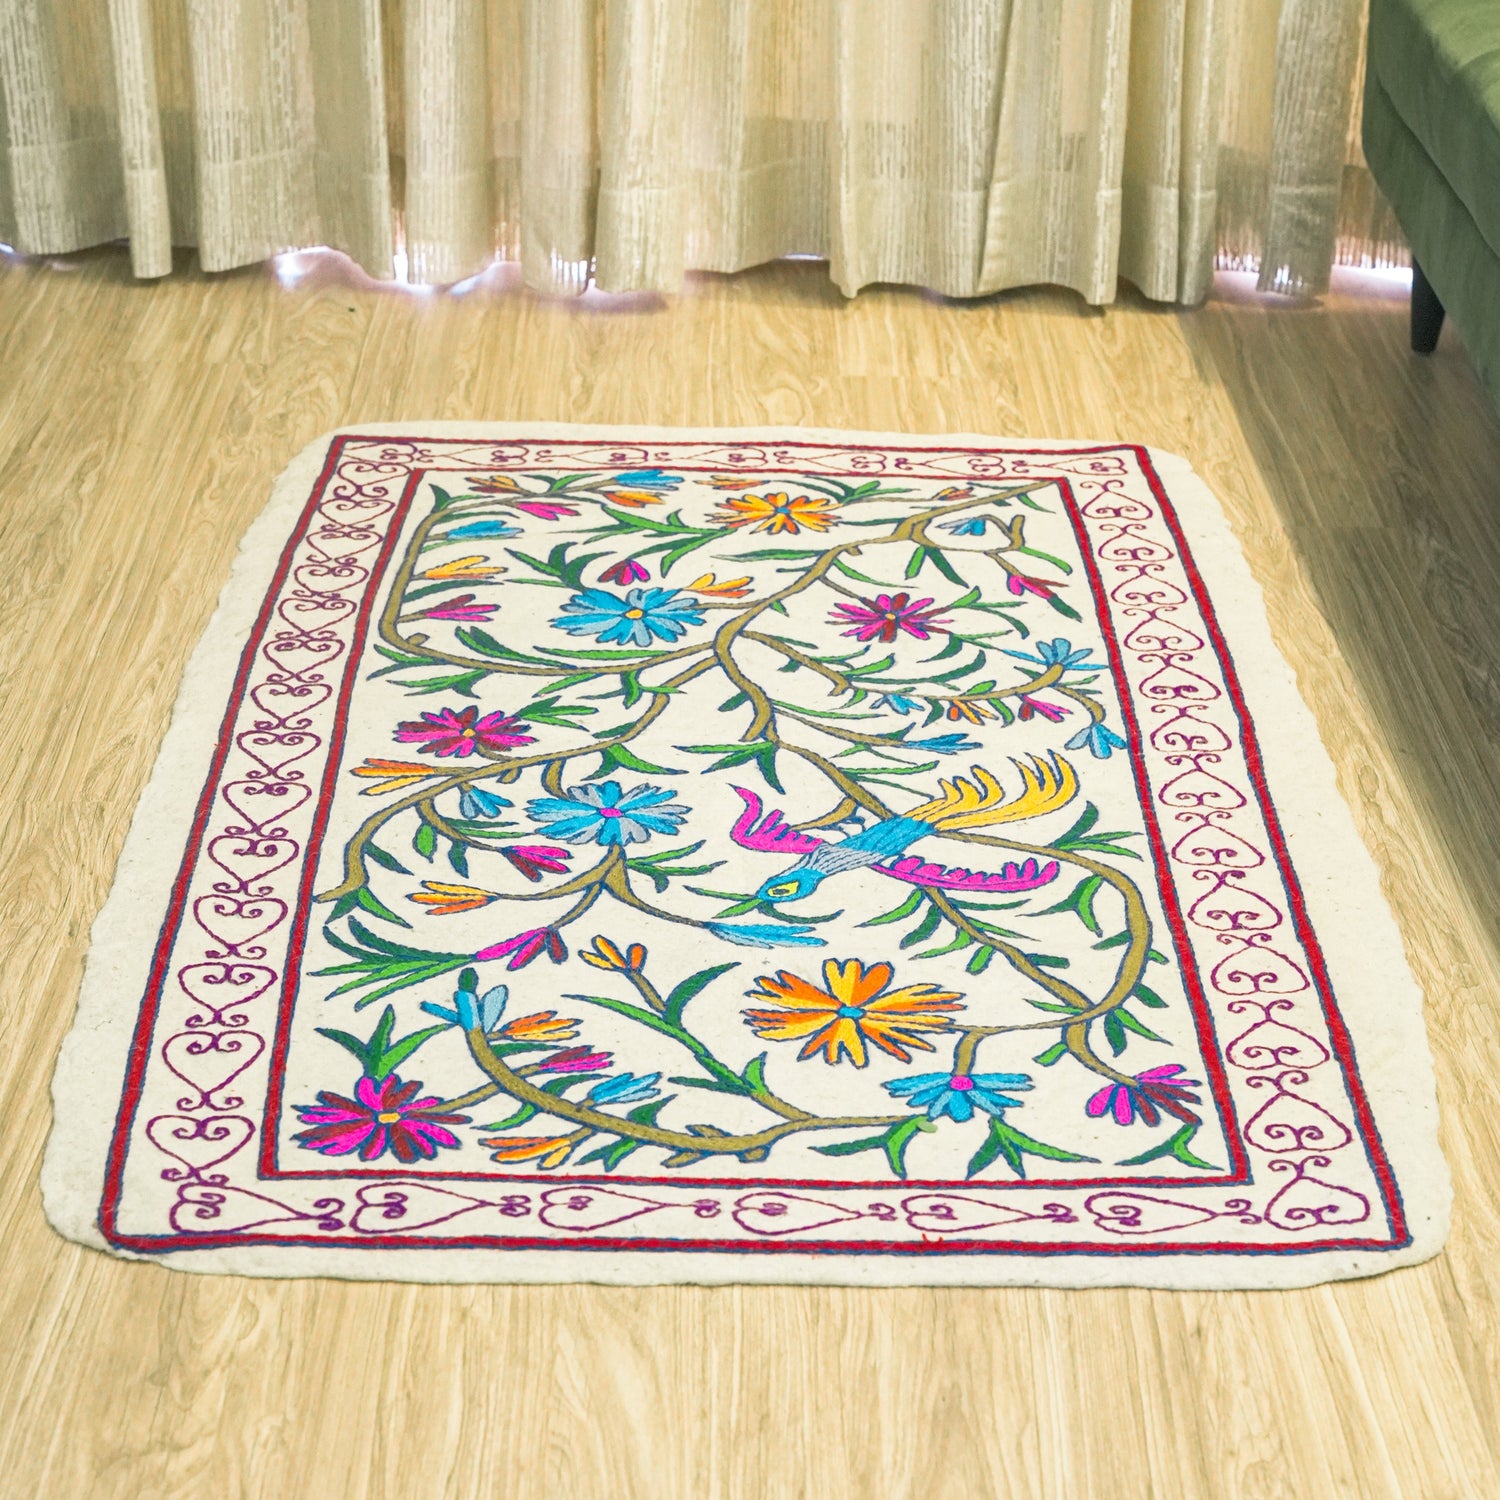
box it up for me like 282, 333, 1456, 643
0, 0, 1403, 302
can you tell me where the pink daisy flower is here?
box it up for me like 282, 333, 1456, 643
393, 706, 536, 757
599, 557, 650, 586
293, 1075, 468, 1163
512, 500, 580, 521
829, 591, 951, 644
415, 593, 498, 622
503, 845, 573, 882
474, 925, 568, 969
1086, 1064, 1201, 1127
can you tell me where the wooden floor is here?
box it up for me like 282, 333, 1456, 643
3, 247, 1499, 1499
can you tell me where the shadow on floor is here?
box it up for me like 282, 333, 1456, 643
1184, 272, 1500, 957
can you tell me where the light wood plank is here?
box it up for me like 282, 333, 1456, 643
2, 248, 1498, 1500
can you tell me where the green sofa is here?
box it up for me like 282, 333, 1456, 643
1364, 0, 1500, 407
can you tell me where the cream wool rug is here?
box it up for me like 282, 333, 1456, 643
44, 426, 1449, 1287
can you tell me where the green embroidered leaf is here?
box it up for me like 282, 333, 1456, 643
590, 741, 683, 779
1116, 1007, 1167, 1043
315, 1006, 446, 1082
733, 547, 825, 561
966, 1117, 1095, 1179
881, 1117, 928, 1176
453, 626, 544, 662
413, 822, 438, 861
373, 1023, 449, 1081
515, 696, 597, 727
364, 842, 410, 876
1093, 930, 1169, 964
356, 885, 412, 928
1055, 803, 1099, 845
1021, 952, 1069, 970
1033, 1041, 1069, 1067
899, 906, 942, 950
677, 740, 783, 792
923, 633, 966, 663
860, 889, 924, 927
480, 1102, 539, 1131
912, 931, 972, 960
812, 1118, 929, 1177
1035, 874, 1103, 935
663, 962, 739, 1027
668, 1076, 747, 1095
924, 549, 966, 586
1118, 1121, 1219, 1171
1017, 544, 1072, 575
1103, 1010, 1128, 1056
394, 670, 487, 697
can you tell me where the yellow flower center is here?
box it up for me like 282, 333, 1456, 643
376, 1111, 403, 1124
624, 608, 645, 619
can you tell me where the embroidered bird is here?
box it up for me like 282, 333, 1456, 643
732, 756, 1078, 904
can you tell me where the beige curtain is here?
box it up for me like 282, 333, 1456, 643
0, 0, 1399, 304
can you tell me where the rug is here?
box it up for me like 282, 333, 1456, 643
44, 425, 1449, 1287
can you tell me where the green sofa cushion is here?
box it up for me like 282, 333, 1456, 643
1368, 0, 1500, 261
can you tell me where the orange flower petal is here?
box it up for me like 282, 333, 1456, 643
742, 1007, 836, 1042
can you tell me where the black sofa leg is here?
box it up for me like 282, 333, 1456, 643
1411, 258, 1444, 353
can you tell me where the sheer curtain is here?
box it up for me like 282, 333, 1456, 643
0, 0, 1399, 303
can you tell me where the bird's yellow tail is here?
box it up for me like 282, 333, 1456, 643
906, 755, 1079, 832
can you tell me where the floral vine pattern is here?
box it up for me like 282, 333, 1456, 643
98, 436, 1407, 1264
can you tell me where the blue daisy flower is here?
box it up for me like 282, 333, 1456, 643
884, 1070, 1033, 1123
551, 587, 705, 648
527, 780, 689, 846
1065, 722, 1128, 759
705, 921, 825, 948
447, 519, 522, 539
459, 787, 512, 819
879, 693, 923, 715
941, 515, 997, 537
1003, 637, 1103, 672
612, 468, 682, 493
587, 1072, 664, 1106
422, 979, 509, 1032
909, 732, 983, 754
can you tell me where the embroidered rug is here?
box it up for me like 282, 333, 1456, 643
44, 426, 1448, 1287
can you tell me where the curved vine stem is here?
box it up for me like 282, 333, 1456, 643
464, 1027, 910, 1160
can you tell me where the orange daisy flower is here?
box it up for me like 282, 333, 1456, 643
349, 759, 445, 795
581, 936, 647, 972
418, 554, 504, 581
685, 573, 754, 598
946, 699, 998, 724
743, 958, 963, 1067
714, 492, 840, 536
408, 881, 498, 916
600, 489, 663, 509
496, 1011, 581, 1044
482, 1134, 576, 1168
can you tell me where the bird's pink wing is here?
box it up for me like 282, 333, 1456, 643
729, 787, 823, 855
872, 855, 1059, 893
